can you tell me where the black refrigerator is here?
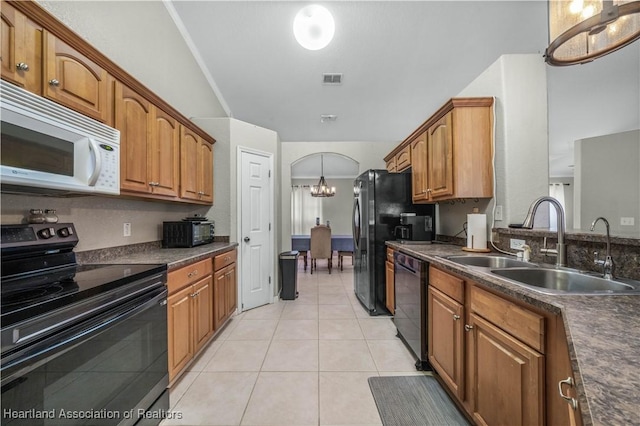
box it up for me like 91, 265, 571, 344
352, 170, 436, 315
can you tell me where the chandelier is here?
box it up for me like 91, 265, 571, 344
545, 0, 640, 66
310, 155, 336, 197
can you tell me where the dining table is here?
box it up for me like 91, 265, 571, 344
291, 234, 354, 271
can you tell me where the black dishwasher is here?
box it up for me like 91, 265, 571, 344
393, 251, 431, 371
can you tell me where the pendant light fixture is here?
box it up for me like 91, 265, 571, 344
310, 154, 336, 197
545, 0, 640, 66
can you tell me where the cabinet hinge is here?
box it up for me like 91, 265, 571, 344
268, 276, 271, 284
269, 223, 271, 231
269, 170, 271, 178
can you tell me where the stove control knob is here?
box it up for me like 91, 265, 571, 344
38, 227, 56, 239
57, 227, 73, 238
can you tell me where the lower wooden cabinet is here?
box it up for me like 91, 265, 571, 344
385, 248, 395, 314
213, 250, 237, 329
167, 250, 237, 382
428, 265, 580, 426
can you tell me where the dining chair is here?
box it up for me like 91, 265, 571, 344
310, 225, 332, 274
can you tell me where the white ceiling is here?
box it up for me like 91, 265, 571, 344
169, 1, 639, 177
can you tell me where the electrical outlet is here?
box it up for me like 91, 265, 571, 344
621, 217, 635, 226
510, 238, 526, 250
123, 223, 131, 237
495, 205, 503, 221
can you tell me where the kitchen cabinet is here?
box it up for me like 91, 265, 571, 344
167, 258, 213, 381
385, 248, 395, 314
1, 0, 42, 94
384, 142, 411, 173
116, 81, 180, 199
411, 132, 428, 202
427, 267, 465, 400
385, 98, 494, 202
43, 30, 109, 122
213, 249, 237, 329
181, 126, 214, 204
428, 266, 549, 425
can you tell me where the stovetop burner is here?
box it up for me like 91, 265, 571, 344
1, 273, 78, 308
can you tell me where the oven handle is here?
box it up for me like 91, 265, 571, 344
1, 287, 167, 387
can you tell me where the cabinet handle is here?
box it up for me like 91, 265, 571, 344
49, 79, 60, 86
558, 377, 578, 410
464, 324, 474, 332
149, 181, 159, 187
187, 270, 199, 278
16, 62, 29, 71
453, 314, 460, 321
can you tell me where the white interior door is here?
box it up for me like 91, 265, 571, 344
239, 149, 273, 311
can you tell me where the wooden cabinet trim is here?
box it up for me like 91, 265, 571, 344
395, 145, 411, 171
7, 0, 215, 145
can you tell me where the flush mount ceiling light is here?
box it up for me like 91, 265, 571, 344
310, 154, 336, 197
545, 0, 640, 66
293, 5, 335, 50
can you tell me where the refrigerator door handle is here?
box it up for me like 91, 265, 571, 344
352, 197, 361, 251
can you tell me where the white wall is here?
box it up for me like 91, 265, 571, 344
438, 54, 549, 241
1, 1, 229, 251
574, 130, 640, 236
280, 141, 396, 250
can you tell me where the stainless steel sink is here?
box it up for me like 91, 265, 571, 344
446, 255, 534, 269
490, 267, 640, 295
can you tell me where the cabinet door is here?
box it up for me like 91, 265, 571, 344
43, 31, 108, 122
213, 267, 227, 330
385, 260, 395, 315
180, 126, 201, 201
428, 287, 464, 399
116, 82, 152, 194
225, 264, 237, 317
193, 276, 214, 353
386, 157, 397, 173
149, 106, 180, 197
428, 112, 454, 199
468, 313, 544, 426
411, 131, 429, 202
1, 1, 42, 94
168, 286, 193, 381
198, 140, 214, 203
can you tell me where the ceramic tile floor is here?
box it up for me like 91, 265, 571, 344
162, 257, 429, 426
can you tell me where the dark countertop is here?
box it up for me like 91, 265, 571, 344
79, 242, 238, 271
387, 242, 640, 426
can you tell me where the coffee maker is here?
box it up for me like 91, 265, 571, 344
394, 212, 434, 242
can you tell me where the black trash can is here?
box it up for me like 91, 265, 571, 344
279, 251, 299, 300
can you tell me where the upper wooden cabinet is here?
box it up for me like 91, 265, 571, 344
2, 0, 216, 205
43, 30, 109, 122
1, 0, 42, 94
116, 82, 180, 199
180, 126, 214, 204
386, 97, 494, 203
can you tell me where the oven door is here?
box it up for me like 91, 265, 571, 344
0, 287, 168, 426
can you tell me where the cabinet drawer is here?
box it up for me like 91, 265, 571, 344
168, 258, 213, 294
470, 285, 545, 353
395, 145, 411, 171
429, 266, 464, 303
214, 249, 237, 271
386, 248, 394, 263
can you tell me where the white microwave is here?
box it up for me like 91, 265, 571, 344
0, 80, 120, 196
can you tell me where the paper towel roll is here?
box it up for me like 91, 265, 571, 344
467, 213, 487, 250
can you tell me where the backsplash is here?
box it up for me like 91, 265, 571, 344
492, 228, 640, 281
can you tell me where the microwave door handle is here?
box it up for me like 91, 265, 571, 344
87, 138, 103, 186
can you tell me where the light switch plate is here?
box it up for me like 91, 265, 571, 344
123, 223, 131, 237
495, 205, 503, 221
621, 217, 635, 226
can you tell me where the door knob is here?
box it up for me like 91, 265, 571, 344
244, 237, 250, 242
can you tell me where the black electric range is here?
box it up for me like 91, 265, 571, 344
1, 223, 169, 426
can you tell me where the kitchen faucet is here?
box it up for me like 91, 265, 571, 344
590, 217, 614, 279
521, 196, 567, 267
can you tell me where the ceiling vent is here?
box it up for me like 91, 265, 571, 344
322, 73, 342, 85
